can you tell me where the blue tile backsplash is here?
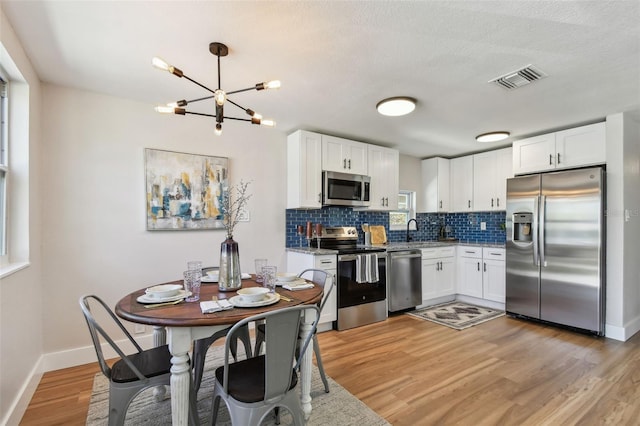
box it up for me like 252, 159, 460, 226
285, 207, 506, 247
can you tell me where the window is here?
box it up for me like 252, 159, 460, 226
389, 190, 416, 231
0, 74, 7, 256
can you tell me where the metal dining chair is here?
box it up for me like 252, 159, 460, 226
79, 294, 198, 426
208, 304, 320, 425
254, 268, 333, 393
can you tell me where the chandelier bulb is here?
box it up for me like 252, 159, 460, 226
214, 89, 226, 106
261, 119, 276, 127
265, 80, 281, 90
154, 105, 175, 114
215, 123, 222, 136
152, 57, 170, 71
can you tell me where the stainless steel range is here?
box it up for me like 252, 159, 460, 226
313, 226, 388, 330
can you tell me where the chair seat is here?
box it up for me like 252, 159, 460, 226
111, 345, 172, 383
214, 354, 298, 403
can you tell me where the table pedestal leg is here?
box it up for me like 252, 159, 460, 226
152, 326, 168, 401
168, 327, 193, 426
299, 311, 314, 419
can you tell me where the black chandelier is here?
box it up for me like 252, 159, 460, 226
153, 42, 280, 135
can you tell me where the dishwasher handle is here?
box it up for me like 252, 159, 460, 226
389, 251, 422, 260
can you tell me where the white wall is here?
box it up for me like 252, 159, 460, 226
39, 84, 289, 356
398, 153, 422, 192
605, 112, 640, 340
0, 8, 44, 425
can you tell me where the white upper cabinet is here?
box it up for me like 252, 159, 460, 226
512, 122, 605, 175
321, 135, 368, 175
287, 130, 322, 209
367, 145, 399, 211
450, 156, 474, 212
473, 147, 512, 211
419, 157, 450, 213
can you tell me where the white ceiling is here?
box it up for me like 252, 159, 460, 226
2, 0, 639, 158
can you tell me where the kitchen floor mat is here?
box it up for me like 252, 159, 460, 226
407, 301, 504, 330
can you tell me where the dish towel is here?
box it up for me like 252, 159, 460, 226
356, 254, 367, 283
365, 253, 379, 283
200, 299, 233, 314
282, 283, 314, 291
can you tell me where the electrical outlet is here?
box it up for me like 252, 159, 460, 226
134, 324, 145, 334
480, 222, 487, 230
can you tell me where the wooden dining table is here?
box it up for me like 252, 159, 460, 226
115, 276, 323, 426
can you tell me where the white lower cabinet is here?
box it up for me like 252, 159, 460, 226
421, 247, 455, 302
286, 252, 337, 330
456, 246, 505, 303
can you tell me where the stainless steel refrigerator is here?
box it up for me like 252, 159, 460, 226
506, 167, 605, 335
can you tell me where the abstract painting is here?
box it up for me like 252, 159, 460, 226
145, 148, 228, 230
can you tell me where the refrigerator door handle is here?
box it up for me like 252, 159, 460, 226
540, 195, 547, 267
533, 195, 540, 266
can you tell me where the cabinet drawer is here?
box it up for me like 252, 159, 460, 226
457, 246, 482, 258
421, 246, 455, 259
314, 255, 337, 269
483, 248, 505, 260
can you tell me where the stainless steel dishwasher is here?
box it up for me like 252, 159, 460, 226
387, 249, 422, 312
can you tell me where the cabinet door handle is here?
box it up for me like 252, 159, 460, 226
468, 200, 471, 208
549, 154, 553, 165
477, 262, 480, 271
385, 197, 388, 206
439, 200, 443, 209
343, 158, 347, 169
318, 193, 322, 203
557, 153, 561, 164
496, 198, 500, 207
491, 198, 494, 207
348, 159, 351, 169
483, 262, 487, 272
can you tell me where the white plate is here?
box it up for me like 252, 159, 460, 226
202, 273, 251, 283
276, 277, 306, 286
137, 290, 191, 304
229, 292, 280, 308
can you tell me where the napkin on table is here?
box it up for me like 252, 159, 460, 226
282, 283, 315, 291
200, 299, 233, 313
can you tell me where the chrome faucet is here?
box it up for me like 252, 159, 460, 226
406, 218, 419, 242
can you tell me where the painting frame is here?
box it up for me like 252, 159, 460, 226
145, 148, 228, 231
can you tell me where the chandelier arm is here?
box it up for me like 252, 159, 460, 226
222, 116, 253, 122
184, 111, 217, 118
226, 86, 260, 96
182, 74, 216, 95
184, 94, 216, 104
225, 98, 251, 112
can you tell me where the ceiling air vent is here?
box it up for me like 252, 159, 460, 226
489, 65, 547, 90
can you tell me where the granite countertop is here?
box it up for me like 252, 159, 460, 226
286, 241, 505, 255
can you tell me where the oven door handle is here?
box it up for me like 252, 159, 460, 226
339, 254, 358, 262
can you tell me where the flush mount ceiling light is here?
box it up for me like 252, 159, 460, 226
153, 42, 279, 135
476, 131, 510, 143
376, 97, 416, 116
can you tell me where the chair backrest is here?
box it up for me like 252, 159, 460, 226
221, 304, 320, 400
78, 295, 148, 381
298, 268, 334, 313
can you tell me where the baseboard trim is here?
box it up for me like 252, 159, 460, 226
2, 357, 43, 426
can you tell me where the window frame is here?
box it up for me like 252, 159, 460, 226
389, 190, 416, 231
0, 72, 7, 258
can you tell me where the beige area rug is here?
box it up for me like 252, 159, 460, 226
86, 344, 390, 425
407, 301, 505, 330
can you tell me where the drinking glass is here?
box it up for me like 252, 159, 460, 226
254, 258, 268, 283
261, 265, 277, 294
183, 270, 201, 302
187, 260, 202, 272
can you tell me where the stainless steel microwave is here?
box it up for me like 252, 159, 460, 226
322, 171, 371, 207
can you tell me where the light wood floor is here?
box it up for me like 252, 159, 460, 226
20, 314, 640, 425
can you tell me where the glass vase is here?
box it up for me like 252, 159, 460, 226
219, 234, 242, 291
